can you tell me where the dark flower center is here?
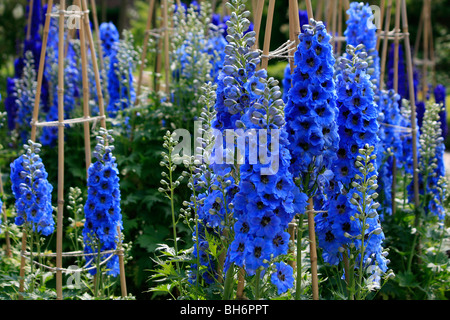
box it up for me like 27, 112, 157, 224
254, 247, 262, 258
273, 235, 284, 247
261, 216, 271, 227
257, 201, 265, 210
342, 222, 351, 232
325, 231, 335, 242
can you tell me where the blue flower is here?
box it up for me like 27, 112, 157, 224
270, 261, 294, 294
10, 141, 54, 236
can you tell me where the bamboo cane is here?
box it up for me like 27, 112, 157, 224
81, 0, 107, 129
379, 0, 392, 90
89, 0, 105, 75
315, 0, 323, 21
236, 268, 246, 299
401, 0, 420, 209
252, 0, 265, 50
163, 0, 170, 95
376, 0, 386, 52
155, 1, 163, 92
305, 0, 314, 24
26, 0, 35, 41
78, 0, 92, 175
331, 0, 338, 51
55, 0, 66, 300
391, 0, 401, 216
135, 0, 156, 105
261, 0, 275, 70
422, 0, 429, 100
307, 198, 319, 300
337, 0, 343, 55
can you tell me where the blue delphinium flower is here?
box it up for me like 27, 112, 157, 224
434, 84, 447, 139
100, 22, 120, 58
82, 129, 123, 276
417, 102, 447, 220
217, 15, 297, 278
106, 29, 137, 118
271, 261, 294, 294
345, 2, 380, 87
10, 141, 54, 236
285, 19, 340, 199
376, 89, 403, 219
386, 43, 409, 101
398, 99, 421, 202
316, 44, 380, 266
15, 51, 37, 144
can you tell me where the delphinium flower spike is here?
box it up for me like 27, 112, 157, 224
212, 1, 298, 300
315, 44, 380, 266
434, 84, 447, 139
10, 140, 54, 236
82, 128, 123, 277
376, 89, 403, 219
284, 18, 339, 299
417, 101, 447, 220
106, 28, 138, 117
341, 145, 392, 299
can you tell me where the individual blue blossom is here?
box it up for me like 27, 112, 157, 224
10, 141, 54, 236
271, 261, 294, 294
82, 129, 123, 277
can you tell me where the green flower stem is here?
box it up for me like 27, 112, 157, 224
168, 148, 181, 276
255, 268, 262, 300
